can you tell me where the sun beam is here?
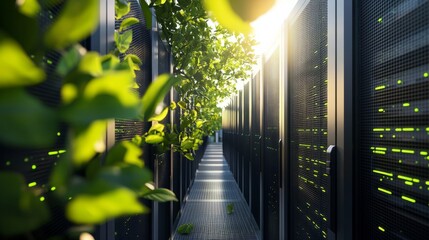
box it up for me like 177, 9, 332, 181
251, 0, 297, 55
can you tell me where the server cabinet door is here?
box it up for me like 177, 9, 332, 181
288, 0, 330, 239
251, 72, 262, 227
263, 47, 280, 240
356, 1, 429, 239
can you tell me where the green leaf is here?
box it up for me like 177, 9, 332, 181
0, 89, 58, 148
145, 135, 164, 144
115, 30, 133, 53
0, 32, 45, 88
17, 0, 41, 17
105, 141, 143, 167
0, 172, 50, 236
76, 52, 103, 77
142, 188, 177, 202
141, 74, 180, 120
196, 119, 204, 128
71, 120, 107, 166
66, 180, 148, 224
139, 0, 152, 29
148, 107, 169, 121
61, 70, 140, 125
181, 139, 194, 150
184, 153, 194, 160
101, 54, 121, 71
170, 101, 176, 110
115, 1, 131, 19
44, 0, 99, 49
177, 100, 186, 109
149, 123, 165, 133
56, 45, 85, 77
226, 203, 234, 215
177, 223, 194, 235
98, 165, 152, 193
124, 54, 142, 65
120, 17, 140, 31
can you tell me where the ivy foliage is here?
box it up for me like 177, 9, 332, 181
145, 0, 256, 159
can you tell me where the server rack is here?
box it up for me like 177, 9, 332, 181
355, 0, 429, 239
262, 46, 281, 240
250, 71, 262, 227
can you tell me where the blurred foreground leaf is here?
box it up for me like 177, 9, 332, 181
0, 89, 58, 148
0, 172, 49, 236
45, 0, 99, 49
0, 32, 45, 88
66, 180, 148, 224
106, 141, 143, 167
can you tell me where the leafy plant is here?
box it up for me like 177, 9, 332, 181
227, 203, 234, 215
177, 223, 194, 235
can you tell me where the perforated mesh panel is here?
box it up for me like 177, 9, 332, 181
263, 48, 280, 240
289, 0, 328, 238
357, 1, 429, 239
114, 0, 152, 239
251, 72, 261, 226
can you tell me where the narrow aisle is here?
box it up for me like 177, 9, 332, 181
172, 143, 260, 240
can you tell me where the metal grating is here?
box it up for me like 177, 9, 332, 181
289, 0, 328, 239
172, 143, 260, 239
357, 0, 429, 239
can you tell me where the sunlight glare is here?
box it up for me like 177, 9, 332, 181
251, 0, 297, 55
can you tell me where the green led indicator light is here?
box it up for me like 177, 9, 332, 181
47, 59, 53, 65
401, 195, 416, 203
424, 72, 428, 78
57, 132, 61, 136
395, 128, 402, 132
397, 80, 402, 84
392, 148, 401, 153
373, 169, 393, 177
426, 127, 429, 132
398, 175, 413, 181
378, 108, 385, 112
377, 18, 383, 23
373, 150, 385, 155
413, 178, 420, 183
31, 165, 36, 170
48, 151, 58, 155
24, 157, 29, 162
377, 187, 392, 195
6, 161, 11, 166
403, 103, 410, 107
398, 159, 402, 163
51, 187, 56, 191
405, 181, 413, 186
420, 151, 428, 156
59, 150, 66, 154
379, 134, 383, 138
425, 181, 429, 185
376, 147, 387, 151
375, 85, 385, 91
414, 108, 419, 113
392, 135, 396, 138
378, 226, 385, 232
28, 182, 37, 187
402, 128, 414, 132
402, 149, 414, 154
373, 128, 384, 132
40, 196, 45, 202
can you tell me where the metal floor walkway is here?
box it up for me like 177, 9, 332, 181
172, 143, 260, 240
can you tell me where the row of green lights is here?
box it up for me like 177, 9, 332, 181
48, 149, 66, 156
377, 188, 417, 203
373, 127, 429, 132
373, 73, 428, 90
